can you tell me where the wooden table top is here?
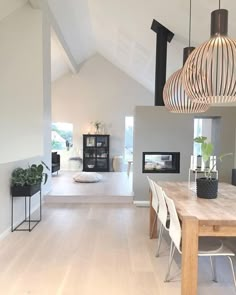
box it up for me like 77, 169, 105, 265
157, 181, 236, 225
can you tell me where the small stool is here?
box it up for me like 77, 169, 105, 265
112, 156, 123, 172
69, 157, 83, 170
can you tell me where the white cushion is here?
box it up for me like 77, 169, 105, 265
73, 172, 102, 183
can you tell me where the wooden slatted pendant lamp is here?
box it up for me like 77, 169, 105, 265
182, 0, 236, 104
163, 0, 209, 113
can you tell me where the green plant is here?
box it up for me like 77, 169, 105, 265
91, 121, 102, 132
11, 161, 49, 187
194, 136, 232, 178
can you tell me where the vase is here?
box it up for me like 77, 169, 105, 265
196, 178, 218, 199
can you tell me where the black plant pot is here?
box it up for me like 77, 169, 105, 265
11, 183, 41, 197
196, 178, 218, 199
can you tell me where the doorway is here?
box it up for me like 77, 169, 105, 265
124, 116, 134, 162
51, 122, 80, 170
193, 117, 220, 156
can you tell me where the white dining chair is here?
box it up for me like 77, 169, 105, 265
147, 176, 159, 237
152, 181, 170, 257
164, 191, 236, 289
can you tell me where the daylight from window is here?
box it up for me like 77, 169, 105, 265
51, 122, 73, 151
193, 118, 213, 156
193, 118, 202, 156
124, 116, 133, 161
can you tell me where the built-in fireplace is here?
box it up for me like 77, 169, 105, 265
142, 152, 180, 173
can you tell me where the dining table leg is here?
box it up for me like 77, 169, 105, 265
149, 189, 158, 239
181, 216, 199, 295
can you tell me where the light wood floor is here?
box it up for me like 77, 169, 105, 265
0, 204, 235, 295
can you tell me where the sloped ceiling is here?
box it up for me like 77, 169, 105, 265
48, 0, 236, 91
0, 0, 28, 20
28, 0, 41, 9
51, 29, 71, 81
48, 0, 95, 65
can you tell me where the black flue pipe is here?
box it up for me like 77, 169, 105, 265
151, 20, 174, 106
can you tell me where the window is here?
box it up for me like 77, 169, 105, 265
124, 116, 133, 161
193, 118, 213, 155
51, 122, 73, 151
193, 119, 202, 155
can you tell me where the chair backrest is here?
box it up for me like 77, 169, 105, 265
164, 192, 182, 253
147, 176, 159, 214
153, 182, 168, 230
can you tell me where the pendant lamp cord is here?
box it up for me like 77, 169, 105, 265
219, 0, 221, 9
188, 0, 192, 47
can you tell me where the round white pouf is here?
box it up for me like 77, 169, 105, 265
73, 172, 103, 183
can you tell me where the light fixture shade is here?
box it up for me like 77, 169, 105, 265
163, 47, 209, 113
182, 9, 236, 104
163, 67, 209, 113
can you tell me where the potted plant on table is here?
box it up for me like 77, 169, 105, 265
11, 162, 49, 196
91, 121, 103, 134
194, 136, 232, 199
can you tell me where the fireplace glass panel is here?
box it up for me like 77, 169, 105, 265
142, 152, 180, 173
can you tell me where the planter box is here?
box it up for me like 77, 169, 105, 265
196, 178, 218, 199
11, 184, 41, 197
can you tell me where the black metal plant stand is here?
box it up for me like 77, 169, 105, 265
11, 189, 42, 232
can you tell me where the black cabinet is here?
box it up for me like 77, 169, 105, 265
83, 134, 110, 172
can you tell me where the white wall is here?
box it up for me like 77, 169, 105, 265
0, 4, 50, 237
0, 156, 42, 236
42, 2, 52, 193
52, 54, 153, 166
0, 5, 43, 164
133, 106, 193, 201
134, 106, 236, 201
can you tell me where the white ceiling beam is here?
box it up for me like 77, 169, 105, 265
35, 0, 78, 74
28, 0, 41, 9
45, 1, 78, 73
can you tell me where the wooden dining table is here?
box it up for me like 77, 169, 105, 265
149, 181, 236, 295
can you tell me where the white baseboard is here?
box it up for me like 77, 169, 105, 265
133, 201, 150, 207
0, 201, 42, 240
0, 227, 11, 240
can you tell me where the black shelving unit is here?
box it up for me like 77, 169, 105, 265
83, 134, 110, 172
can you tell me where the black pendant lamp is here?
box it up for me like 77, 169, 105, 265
163, 0, 209, 113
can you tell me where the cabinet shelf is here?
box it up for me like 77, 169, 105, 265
83, 134, 110, 172
84, 157, 96, 159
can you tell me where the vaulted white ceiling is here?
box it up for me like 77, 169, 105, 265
48, 0, 95, 65
0, 0, 28, 21
51, 29, 71, 81
47, 0, 236, 91
5, 0, 236, 92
